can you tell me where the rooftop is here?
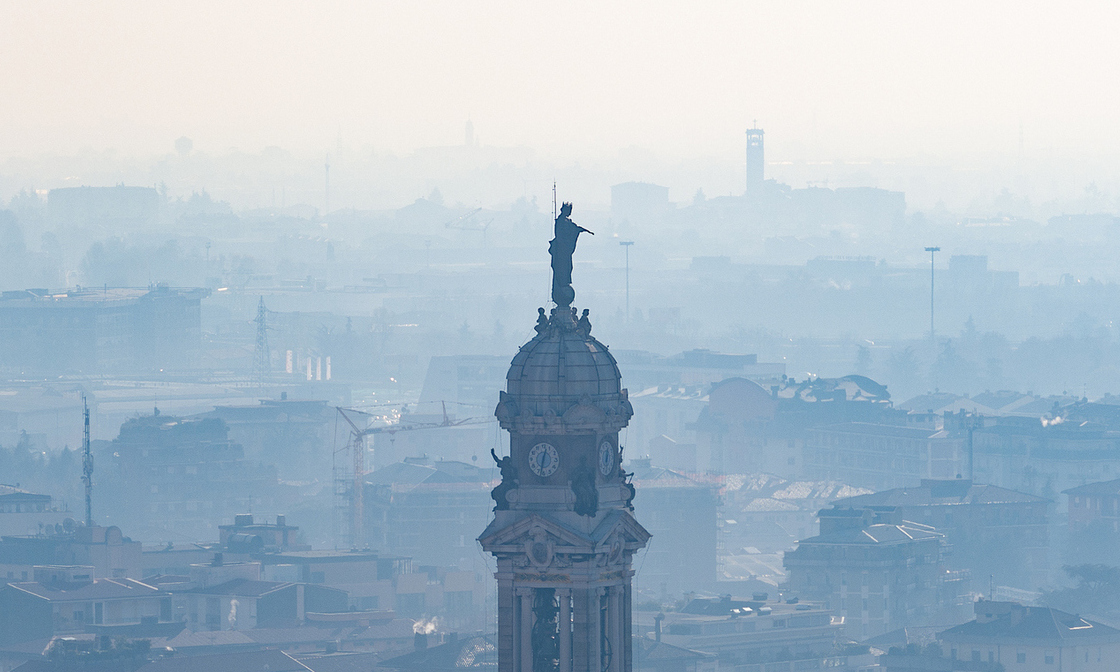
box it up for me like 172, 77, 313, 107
941, 601, 1120, 644
180, 578, 292, 597
799, 521, 941, 546
6, 578, 160, 601
1063, 477, 1120, 497
834, 479, 1047, 508
136, 649, 305, 672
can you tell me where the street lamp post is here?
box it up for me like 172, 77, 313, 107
925, 246, 940, 342
620, 241, 634, 323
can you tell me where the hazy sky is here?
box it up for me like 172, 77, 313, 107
2, 1, 1118, 163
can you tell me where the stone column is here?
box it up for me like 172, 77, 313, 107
590, 588, 603, 672
609, 587, 622, 672
559, 589, 572, 672
521, 589, 534, 672
623, 581, 633, 672
572, 588, 590, 672
499, 580, 515, 672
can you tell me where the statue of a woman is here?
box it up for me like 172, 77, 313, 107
548, 202, 592, 307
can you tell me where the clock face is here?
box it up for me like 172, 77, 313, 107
528, 442, 560, 477
599, 440, 614, 476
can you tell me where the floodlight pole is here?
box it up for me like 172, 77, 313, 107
620, 241, 634, 323
925, 246, 940, 342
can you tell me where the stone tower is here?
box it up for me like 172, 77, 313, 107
480, 204, 650, 672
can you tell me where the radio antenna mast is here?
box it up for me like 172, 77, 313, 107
82, 395, 93, 527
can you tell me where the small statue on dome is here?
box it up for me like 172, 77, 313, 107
577, 309, 592, 336
534, 307, 549, 334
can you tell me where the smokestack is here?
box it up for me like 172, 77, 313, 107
654, 612, 664, 643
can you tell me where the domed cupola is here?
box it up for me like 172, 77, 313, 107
495, 306, 632, 435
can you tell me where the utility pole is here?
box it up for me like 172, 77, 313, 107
620, 241, 634, 323
324, 155, 331, 218
925, 246, 940, 342
82, 395, 93, 527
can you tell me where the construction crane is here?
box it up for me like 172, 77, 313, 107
332, 403, 494, 549
443, 208, 494, 244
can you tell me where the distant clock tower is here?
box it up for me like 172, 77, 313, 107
480, 203, 650, 672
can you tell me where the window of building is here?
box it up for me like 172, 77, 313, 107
1045, 653, 1054, 664
1017, 652, 1026, 663
971, 650, 980, 662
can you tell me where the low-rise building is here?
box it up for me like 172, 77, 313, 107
804, 422, 962, 491
363, 458, 495, 572
0, 525, 142, 579
99, 413, 282, 541
174, 578, 347, 631
831, 479, 1050, 589
635, 596, 868, 670
692, 375, 898, 479
973, 416, 1120, 504
0, 485, 67, 538
783, 509, 953, 639
630, 459, 719, 597
881, 600, 1120, 672
1064, 477, 1120, 530
0, 571, 170, 645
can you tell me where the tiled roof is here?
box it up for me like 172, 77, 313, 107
635, 637, 715, 662
834, 480, 1046, 507
813, 422, 942, 439
800, 522, 941, 545
180, 578, 289, 597
136, 649, 305, 672
0, 485, 50, 500
1063, 478, 1120, 497
294, 651, 383, 672
941, 605, 1120, 643
379, 635, 497, 670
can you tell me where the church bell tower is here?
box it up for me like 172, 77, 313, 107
480, 203, 650, 672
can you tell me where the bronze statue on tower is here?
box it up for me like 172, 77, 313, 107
548, 202, 593, 307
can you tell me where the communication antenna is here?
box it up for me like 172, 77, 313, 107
252, 297, 272, 387
81, 395, 93, 527
553, 181, 557, 220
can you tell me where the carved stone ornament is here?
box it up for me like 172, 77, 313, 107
562, 394, 607, 426
495, 390, 519, 425
525, 525, 555, 568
